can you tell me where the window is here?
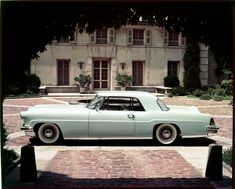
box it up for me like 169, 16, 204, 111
168, 61, 179, 76
99, 97, 145, 111
163, 29, 185, 46
145, 30, 151, 45
93, 60, 109, 89
96, 29, 107, 44
168, 31, 179, 46
57, 60, 70, 85
133, 29, 144, 45
90, 28, 115, 44
157, 98, 169, 111
132, 61, 144, 86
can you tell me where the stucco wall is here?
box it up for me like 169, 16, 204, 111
31, 25, 208, 90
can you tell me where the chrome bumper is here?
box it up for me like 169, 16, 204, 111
21, 127, 35, 137
206, 125, 220, 136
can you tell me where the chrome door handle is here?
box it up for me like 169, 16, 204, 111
127, 114, 135, 119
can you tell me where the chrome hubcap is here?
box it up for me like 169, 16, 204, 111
44, 129, 53, 138
162, 130, 171, 139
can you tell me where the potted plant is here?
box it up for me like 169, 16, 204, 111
74, 74, 91, 93
116, 73, 132, 90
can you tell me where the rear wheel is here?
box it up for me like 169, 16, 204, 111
155, 124, 178, 145
37, 123, 61, 144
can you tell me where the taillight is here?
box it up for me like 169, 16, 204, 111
210, 118, 216, 125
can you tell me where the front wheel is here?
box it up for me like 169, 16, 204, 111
155, 124, 178, 145
37, 123, 61, 144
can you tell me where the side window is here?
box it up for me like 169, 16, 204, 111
100, 97, 131, 111
99, 97, 145, 111
132, 98, 145, 111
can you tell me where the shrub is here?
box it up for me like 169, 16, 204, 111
164, 75, 180, 88
223, 147, 233, 167
116, 73, 132, 87
192, 89, 206, 97
171, 86, 187, 96
221, 79, 233, 95
200, 94, 211, 100
74, 74, 92, 88
25, 74, 41, 94
213, 94, 223, 101
1, 123, 18, 176
208, 87, 225, 96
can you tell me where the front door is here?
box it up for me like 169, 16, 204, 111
93, 60, 109, 90
132, 61, 144, 86
88, 97, 136, 137
57, 59, 70, 85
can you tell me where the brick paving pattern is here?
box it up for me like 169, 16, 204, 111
36, 150, 212, 187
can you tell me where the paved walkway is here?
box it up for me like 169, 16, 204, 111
3, 96, 233, 188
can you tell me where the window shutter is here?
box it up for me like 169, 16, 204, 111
179, 33, 186, 46
89, 32, 96, 43
108, 28, 115, 44
163, 28, 168, 46
127, 29, 133, 45
145, 29, 151, 45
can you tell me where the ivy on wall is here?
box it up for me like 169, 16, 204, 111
183, 38, 201, 91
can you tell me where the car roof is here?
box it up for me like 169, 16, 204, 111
96, 91, 158, 99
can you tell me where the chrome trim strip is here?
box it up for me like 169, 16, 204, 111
64, 137, 152, 140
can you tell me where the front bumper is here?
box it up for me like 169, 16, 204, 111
21, 127, 35, 137
206, 125, 220, 136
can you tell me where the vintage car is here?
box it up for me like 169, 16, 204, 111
20, 91, 219, 145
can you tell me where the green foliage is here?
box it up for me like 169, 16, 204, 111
1, 123, 19, 176
74, 74, 91, 88
200, 94, 211, 100
213, 94, 223, 101
6, 74, 41, 95
171, 86, 187, 96
183, 38, 201, 91
116, 73, 132, 87
183, 66, 201, 91
163, 75, 180, 88
1, 123, 8, 147
221, 79, 233, 95
223, 147, 233, 167
25, 74, 41, 94
192, 89, 206, 97
208, 87, 224, 96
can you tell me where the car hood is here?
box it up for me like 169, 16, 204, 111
168, 105, 200, 113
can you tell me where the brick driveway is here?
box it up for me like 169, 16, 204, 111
35, 150, 212, 188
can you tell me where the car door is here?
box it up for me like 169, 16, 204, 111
88, 97, 136, 137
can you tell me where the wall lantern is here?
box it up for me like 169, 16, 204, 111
120, 62, 126, 70
77, 61, 85, 69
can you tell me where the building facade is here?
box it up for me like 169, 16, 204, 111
31, 24, 209, 91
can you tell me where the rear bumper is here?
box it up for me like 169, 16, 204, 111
21, 127, 35, 137
206, 125, 220, 136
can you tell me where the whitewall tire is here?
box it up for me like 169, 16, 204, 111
37, 123, 61, 144
155, 124, 178, 145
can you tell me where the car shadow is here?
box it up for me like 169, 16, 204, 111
29, 137, 217, 147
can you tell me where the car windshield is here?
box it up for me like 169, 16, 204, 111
86, 95, 104, 109
157, 98, 169, 111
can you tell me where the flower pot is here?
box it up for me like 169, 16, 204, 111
120, 86, 126, 91
80, 87, 85, 93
